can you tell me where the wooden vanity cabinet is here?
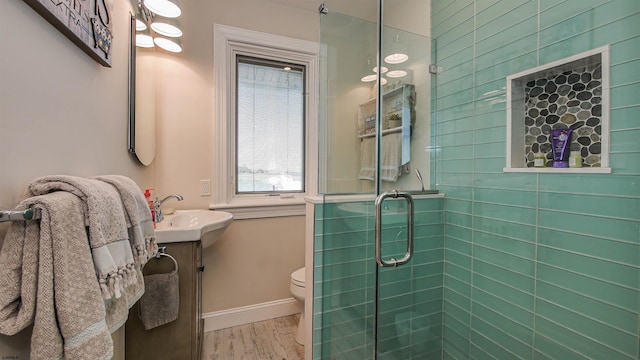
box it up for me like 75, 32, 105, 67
125, 241, 203, 359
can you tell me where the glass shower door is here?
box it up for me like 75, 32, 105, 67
316, 1, 440, 359
316, 4, 379, 357
374, 2, 441, 359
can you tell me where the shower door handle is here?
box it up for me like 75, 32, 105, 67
374, 190, 414, 267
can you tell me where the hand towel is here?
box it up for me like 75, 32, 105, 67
0, 192, 113, 359
358, 137, 376, 181
24, 175, 136, 300
93, 175, 157, 267
138, 270, 179, 330
381, 133, 402, 182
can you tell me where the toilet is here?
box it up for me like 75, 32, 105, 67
289, 267, 306, 345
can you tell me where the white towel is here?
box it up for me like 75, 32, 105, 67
358, 137, 376, 181
381, 133, 402, 182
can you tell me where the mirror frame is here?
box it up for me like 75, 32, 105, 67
127, 3, 156, 166
127, 12, 137, 156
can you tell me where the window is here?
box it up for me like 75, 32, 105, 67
212, 24, 318, 219
236, 56, 305, 194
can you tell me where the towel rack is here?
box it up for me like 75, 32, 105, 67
0, 208, 41, 223
144, 246, 178, 273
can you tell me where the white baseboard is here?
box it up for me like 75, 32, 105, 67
203, 298, 303, 332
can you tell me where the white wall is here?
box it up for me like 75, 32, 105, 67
154, 0, 319, 208
151, 0, 318, 314
0, 0, 432, 355
151, 0, 431, 314
0, 0, 152, 358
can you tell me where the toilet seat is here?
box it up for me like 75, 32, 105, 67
291, 267, 305, 288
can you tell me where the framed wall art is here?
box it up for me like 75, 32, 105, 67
23, 0, 113, 67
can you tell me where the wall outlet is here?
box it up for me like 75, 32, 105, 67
200, 179, 211, 196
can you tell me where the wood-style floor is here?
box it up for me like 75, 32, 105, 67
202, 314, 304, 360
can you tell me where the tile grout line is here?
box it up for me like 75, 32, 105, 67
532, 3, 541, 356
468, 1, 478, 358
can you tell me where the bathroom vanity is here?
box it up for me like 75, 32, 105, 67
125, 241, 203, 359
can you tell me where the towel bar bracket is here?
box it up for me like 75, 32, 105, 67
0, 208, 41, 223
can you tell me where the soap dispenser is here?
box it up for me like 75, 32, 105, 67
144, 189, 156, 228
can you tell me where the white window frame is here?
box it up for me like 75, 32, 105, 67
211, 24, 319, 219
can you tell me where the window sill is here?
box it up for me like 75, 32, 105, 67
209, 198, 306, 219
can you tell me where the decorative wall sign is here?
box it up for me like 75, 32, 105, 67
23, 0, 113, 67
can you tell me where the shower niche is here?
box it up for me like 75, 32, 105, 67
504, 46, 611, 173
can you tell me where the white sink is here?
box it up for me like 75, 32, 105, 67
155, 210, 233, 248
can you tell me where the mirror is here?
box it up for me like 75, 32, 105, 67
128, 3, 157, 166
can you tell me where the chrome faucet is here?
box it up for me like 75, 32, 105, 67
154, 194, 184, 223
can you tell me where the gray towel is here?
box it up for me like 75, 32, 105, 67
93, 175, 157, 266
0, 192, 113, 359
24, 175, 136, 300
138, 270, 179, 330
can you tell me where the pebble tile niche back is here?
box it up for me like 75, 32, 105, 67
505, 46, 611, 174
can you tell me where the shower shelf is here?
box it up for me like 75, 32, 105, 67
358, 126, 402, 138
357, 84, 415, 137
504, 46, 611, 174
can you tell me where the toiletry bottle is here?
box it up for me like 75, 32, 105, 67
144, 189, 156, 228
534, 153, 545, 168
569, 151, 582, 168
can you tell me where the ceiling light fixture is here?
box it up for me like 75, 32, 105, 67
136, 29, 155, 48
154, 36, 182, 53
150, 16, 183, 37
373, 66, 388, 74
361, 74, 377, 82
384, 53, 409, 64
384, 34, 408, 65
386, 70, 407, 78
143, 0, 181, 18
136, 17, 147, 31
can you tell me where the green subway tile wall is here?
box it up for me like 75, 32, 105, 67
433, 1, 640, 360
314, 198, 445, 359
